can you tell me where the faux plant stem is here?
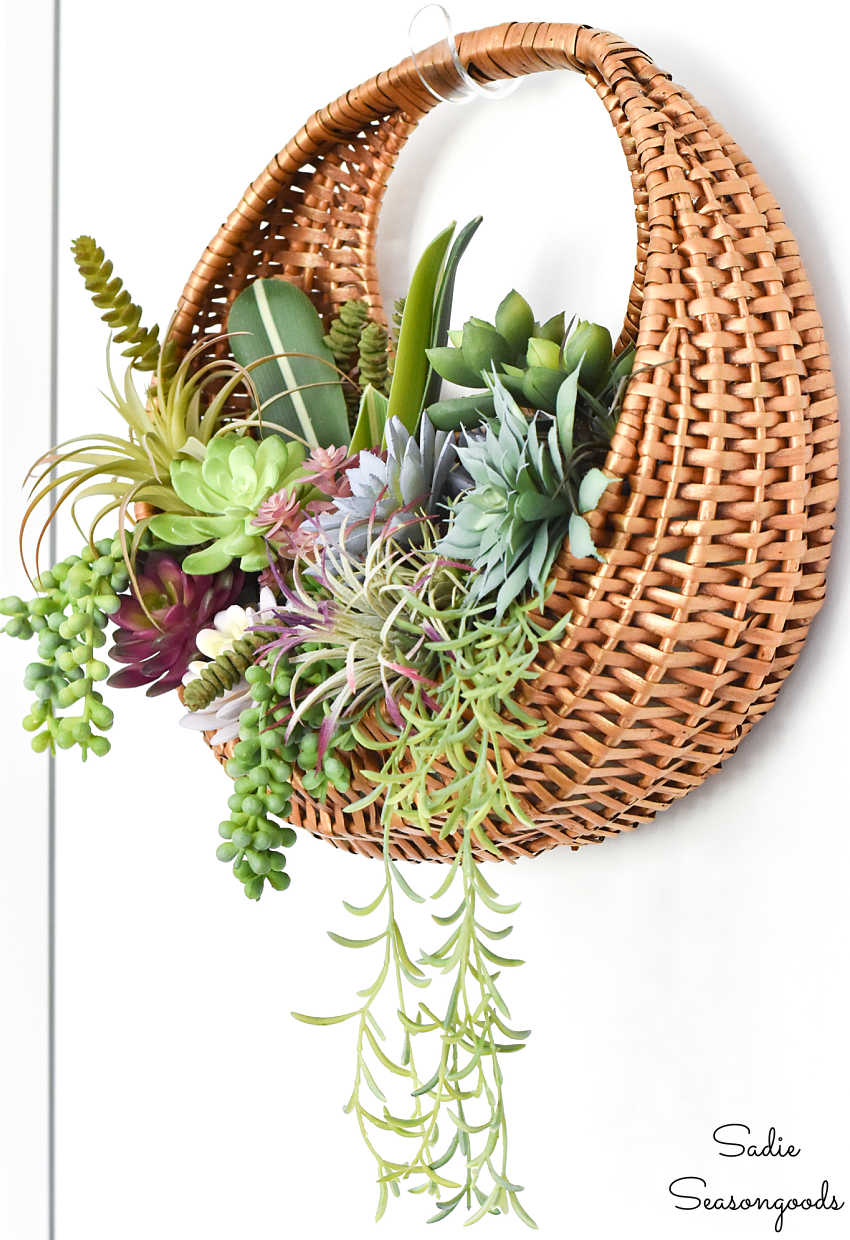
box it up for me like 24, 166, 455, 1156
413, 831, 534, 1227
292, 819, 435, 1219
296, 819, 535, 1225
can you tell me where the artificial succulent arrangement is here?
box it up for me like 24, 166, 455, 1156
2, 218, 634, 1226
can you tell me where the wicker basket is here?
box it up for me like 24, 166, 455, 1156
169, 22, 838, 863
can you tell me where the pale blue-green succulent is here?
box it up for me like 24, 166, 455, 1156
316, 415, 457, 557
150, 434, 306, 573
437, 372, 612, 617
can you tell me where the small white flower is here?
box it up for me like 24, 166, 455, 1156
183, 587, 277, 684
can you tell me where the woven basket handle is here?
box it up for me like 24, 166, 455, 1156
405, 22, 662, 351
172, 23, 667, 355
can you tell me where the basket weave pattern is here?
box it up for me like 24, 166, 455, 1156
170, 24, 838, 862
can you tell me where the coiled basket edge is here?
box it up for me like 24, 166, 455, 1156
167, 22, 839, 863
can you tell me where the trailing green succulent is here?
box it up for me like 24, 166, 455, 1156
71, 235, 176, 380
1, 536, 130, 758
295, 824, 534, 1226
296, 590, 561, 1225
149, 434, 306, 573
425, 289, 634, 429
437, 373, 613, 617
353, 587, 567, 848
410, 834, 535, 1226
219, 650, 356, 898
218, 659, 299, 899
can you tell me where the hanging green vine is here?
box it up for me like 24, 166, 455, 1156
409, 832, 535, 1226
295, 592, 565, 1225
351, 593, 569, 853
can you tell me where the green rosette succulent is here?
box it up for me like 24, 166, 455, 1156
425, 290, 634, 429
150, 434, 306, 573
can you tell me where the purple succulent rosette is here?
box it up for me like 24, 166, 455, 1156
108, 553, 244, 696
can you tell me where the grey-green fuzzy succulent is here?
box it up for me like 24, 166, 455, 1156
316, 415, 457, 556
437, 372, 612, 617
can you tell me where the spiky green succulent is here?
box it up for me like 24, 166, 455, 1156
437, 372, 612, 617
316, 415, 457, 556
425, 290, 634, 429
149, 434, 306, 573
71, 235, 176, 378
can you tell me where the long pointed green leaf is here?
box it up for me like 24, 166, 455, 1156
386, 223, 455, 434
348, 383, 388, 455
423, 215, 483, 408
327, 930, 386, 949
290, 1009, 360, 1026
509, 1191, 539, 1229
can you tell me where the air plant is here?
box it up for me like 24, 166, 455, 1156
148, 434, 307, 573
315, 416, 457, 556
437, 371, 613, 617
21, 336, 255, 584
107, 554, 244, 696
259, 523, 466, 760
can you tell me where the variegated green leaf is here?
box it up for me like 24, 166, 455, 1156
228, 278, 349, 448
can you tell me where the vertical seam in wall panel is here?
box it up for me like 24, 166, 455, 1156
48, 1, 60, 1237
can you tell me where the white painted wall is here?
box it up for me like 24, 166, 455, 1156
2, 2, 848, 1237
0, 5, 54, 1239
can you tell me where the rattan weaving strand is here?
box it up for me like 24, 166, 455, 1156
170, 23, 838, 862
